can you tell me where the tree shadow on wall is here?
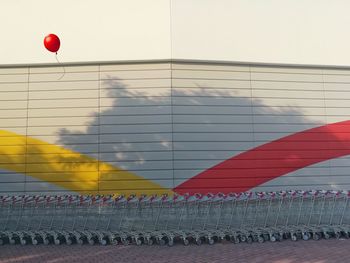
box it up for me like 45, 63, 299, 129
53, 76, 349, 193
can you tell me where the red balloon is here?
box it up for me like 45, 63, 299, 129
44, 34, 60, 53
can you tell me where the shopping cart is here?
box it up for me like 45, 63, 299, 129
1, 190, 350, 246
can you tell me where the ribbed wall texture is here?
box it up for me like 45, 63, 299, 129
1, 61, 350, 194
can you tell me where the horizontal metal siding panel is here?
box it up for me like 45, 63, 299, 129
27, 126, 99, 136
0, 91, 27, 100
253, 115, 325, 124
0, 74, 28, 83
251, 72, 323, 82
172, 70, 250, 80
252, 106, 326, 115
173, 142, 253, 151
24, 182, 96, 192
173, 133, 253, 142
100, 133, 172, 143
100, 97, 171, 107
30, 65, 99, 74
0, 110, 27, 118
172, 88, 251, 97
100, 88, 171, 98
98, 180, 172, 191
28, 98, 99, 108
100, 70, 171, 80
28, 116, 94, 126
27, 144, 98, 154
252, 89, 324, 99
251, 81, 322, 91
172, 79, 251, 89
173, 123, 253, 133
0, 173, 25, 183
173, 115, 253, 124
100, 124, 172, 134
29, 90, 98, 100
100, 78, 171, 89
29, 80, 99, 91
100, 151, 173, 162
324, 74, 350, 83
325, 91, 350, 99
26, 153, 99, 163
172, 97, 251, 106
250, 66, 322, 74
100, 170, 173, 181
0, 119, 27, 127
0, 182, 25, 192
172, 63, 249, 72
100, 63, 171, 71
100, 106, 171, 115
173, 151, 241, 160
28, 108, 98, 118
252, 98, 325, 107
29, 135, 99, 145
104, 161, 173, 171
29, 72, 99, 82
0, 83, 28, 92
173, 105, 252, 115
99, 142, 171, 152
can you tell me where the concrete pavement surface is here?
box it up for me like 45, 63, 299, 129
0, 239, 348, 263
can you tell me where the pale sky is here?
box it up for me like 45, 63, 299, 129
1, 0, 350, 66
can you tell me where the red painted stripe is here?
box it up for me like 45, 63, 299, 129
174, 120, 350, 194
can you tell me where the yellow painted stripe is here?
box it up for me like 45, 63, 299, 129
0, 130, 172, 196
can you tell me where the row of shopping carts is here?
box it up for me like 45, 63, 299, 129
0, 190, 349, 246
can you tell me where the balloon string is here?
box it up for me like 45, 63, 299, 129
55, 53, 66, 80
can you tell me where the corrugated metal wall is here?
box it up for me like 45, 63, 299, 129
1, 61, 350, 194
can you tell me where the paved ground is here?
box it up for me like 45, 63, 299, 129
0, 239, 348, 263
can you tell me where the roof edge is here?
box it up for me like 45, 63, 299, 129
1, 58, 350, 70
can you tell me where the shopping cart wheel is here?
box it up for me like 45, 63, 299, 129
32, 237, 39, 245
257, 236, 265, 243
9, 238, 16, 245
208, 237, 215, 245
157, 238, 166, 246
230, 236, 240, 244
121, 238, 129, 246
54, 238, 61, 245
276, 234, 283, 242
146, 238, 154, 246
100, 238, 108, 246
66, 237, 73, 245
77, 238, 84, 245
88, 238, 95, 245
270, 235, 276, 242
240, 235, 247, 243
135, 238, 142, 246
323, 233, 330, 239
335, 232, 341, 239
183, 238, 190, 246
195, 238, 202, 246
291, 234, 298, 241
43, 238, 50, 245
312, 233, 321, 241
302, 233, 310, 241
20, 238, 27, 246
110, 238, 118, 245
247, 236, 253, 244
263, 234, 270, 241
168, 238, 174, 247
